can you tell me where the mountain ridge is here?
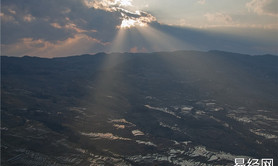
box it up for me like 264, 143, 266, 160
1, 49, 278, 59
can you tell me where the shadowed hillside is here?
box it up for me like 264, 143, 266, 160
1, 51, 278, 165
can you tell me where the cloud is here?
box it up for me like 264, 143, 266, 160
129, 46, 147, 53
1, 0, 156, 56
23, 14, 36, 22
84, 0, 133, 11
1, 0, 122, 45
1, 0, 277, 56
0, 12, 16, 22
8, 8, 16, 15
197, 0, 206, 5
246, 0, 278, 17
84, 0, 117, 12
0, 0, 156, 57
119, 10, 156, 28
84, 0, 156, 29
204, 12, 233, 24
1, 34, 108, 57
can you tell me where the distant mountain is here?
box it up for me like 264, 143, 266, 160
1, 50, 278, 166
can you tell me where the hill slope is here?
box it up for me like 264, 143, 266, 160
1, 51, 278, 165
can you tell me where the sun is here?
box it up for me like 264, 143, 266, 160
116, 0, 132, 7
119, 17, 150, 29
120, 19, 136, 29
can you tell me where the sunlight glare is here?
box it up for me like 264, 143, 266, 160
116, 0, 132, 7
121, 19, 136, 29
120, 18, 147, 29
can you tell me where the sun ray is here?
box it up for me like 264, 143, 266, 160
109, 28, 128, 53
136, 25, 195, 52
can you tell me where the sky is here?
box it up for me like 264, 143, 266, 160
1, 0, 277, 57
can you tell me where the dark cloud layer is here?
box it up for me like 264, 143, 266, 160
1, 0, 121, 45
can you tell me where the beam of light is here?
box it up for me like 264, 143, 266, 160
110, 21, 196, 54
87, 27, 131, 112
136, 25, 195, 52
109, 24, 149, 53
109, 28, 128, 53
